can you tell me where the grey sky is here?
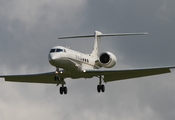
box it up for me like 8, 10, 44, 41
0, 0, 175, 120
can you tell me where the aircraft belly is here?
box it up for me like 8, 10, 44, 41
54, 58, 81, 71
65, 73, 94, 79
52, 58, 95, 79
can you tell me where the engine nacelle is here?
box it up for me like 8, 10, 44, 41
98, 52, 117, 68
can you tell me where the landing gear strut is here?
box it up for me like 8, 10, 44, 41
54, 76, 60, 81
97, 76, 105, 93
54, 68, 68, 95
54, 68, 60, 81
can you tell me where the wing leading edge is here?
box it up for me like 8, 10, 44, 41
83, 66, 175, 82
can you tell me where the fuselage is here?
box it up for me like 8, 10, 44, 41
48, 46, 99, 72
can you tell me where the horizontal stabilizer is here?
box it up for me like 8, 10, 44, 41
58, 35, 94, 39
58, 32, 148, 39
98, 32, 148, 37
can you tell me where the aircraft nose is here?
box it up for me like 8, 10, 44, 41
48, 54, 57, 65
49, 54, 56, 60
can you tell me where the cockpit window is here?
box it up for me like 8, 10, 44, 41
56, 49, 63, 52
50, 49, 56, 53
50, 48, 66, 53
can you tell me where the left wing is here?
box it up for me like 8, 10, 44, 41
83, 66, 175, 82
0, 72, 65, 85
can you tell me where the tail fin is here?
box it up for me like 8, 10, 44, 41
90, 31, 148, 59
90, 31, 102, 59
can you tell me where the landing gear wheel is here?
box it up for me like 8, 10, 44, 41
97, 85, 101, 93
63, 87, 67, 94
59, 86, 68, 95
101, 84, 105, 92
60, 87, 63, 95
97, 84, 105, 93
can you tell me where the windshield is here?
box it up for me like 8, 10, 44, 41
50, 48, 66, 53
56, 49, 63, 52
50, 49, 56, 53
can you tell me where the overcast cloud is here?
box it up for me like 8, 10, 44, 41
0, 0, 175, 120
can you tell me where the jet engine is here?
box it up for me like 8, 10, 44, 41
98, 52, 117, 68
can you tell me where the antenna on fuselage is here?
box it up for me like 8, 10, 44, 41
58, 31, 148, 58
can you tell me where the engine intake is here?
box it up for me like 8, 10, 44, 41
98, 52, 117, 68
100, 53, 110, 64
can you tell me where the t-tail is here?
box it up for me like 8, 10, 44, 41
58, 30, 148, 59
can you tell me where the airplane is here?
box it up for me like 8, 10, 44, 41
0, 31, 175, 95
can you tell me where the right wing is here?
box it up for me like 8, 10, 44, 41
0, 72, 65, 85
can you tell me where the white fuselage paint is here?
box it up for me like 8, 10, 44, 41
48, 46, 98, 73
47, 31, 144, 79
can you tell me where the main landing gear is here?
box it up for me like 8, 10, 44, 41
59, 85, 67, 95
54, 68, 105, 94
97, 76, 105, 93
56, 77, 68, 95
55, 68, 68, 95
54, 76, 60, 81
54, 68, 60, 81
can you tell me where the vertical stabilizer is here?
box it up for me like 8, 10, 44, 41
91, 31, 102, 59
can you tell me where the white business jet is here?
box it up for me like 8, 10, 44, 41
1, 31, 174, 95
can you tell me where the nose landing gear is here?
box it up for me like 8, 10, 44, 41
54, 68, 106, 94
